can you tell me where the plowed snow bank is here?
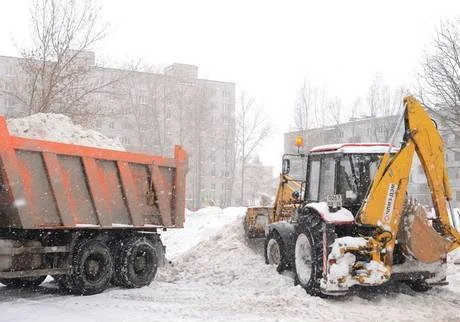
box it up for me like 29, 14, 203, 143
161, 207, 247, 259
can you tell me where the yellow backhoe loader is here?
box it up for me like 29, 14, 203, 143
260, 96, 460, 296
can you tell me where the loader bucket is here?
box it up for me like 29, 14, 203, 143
244, 207, 271, 238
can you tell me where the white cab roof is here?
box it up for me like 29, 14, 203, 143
310, 143, 399, 154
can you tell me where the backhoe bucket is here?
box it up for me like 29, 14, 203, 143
403, 205, 450, 263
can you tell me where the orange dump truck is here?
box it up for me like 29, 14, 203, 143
0, 117, 187, 295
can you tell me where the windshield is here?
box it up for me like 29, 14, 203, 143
307, 153, 382, 204
338, 154, 381, 203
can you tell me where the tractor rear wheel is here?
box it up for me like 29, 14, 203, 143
294, 209, 329, 297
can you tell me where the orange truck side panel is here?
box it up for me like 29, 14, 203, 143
0, 116, 188, 230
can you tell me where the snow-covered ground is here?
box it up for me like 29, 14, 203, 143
1, 206, 460, 322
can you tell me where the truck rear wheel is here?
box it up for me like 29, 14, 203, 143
67, 239, 114, 295
294, 209, 327, 297
264, 230, 289, 272
0, 275, 46, 288
113, 237, 158, 288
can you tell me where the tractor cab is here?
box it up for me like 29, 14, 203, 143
284, 143, 399, 216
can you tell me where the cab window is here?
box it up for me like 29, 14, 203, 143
308, 156, 335, 202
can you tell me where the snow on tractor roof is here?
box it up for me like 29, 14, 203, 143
310, 143, 399, 154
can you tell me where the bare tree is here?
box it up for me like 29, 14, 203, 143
235, 92, 272, 204
293, 81, 313, 135
350, 97, 363, 120
366, 73, 404, 117
327, 96, 342, 125
294, 80, 344, 131
120, 72, 167, 154
294, 81, 328, 130
418, 18, 460, 131
4, 0, 123, 121
361, 74, 406, 142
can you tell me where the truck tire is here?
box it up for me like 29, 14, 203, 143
264, 230, 288, 272
0, 275, 46, 288
294, 209, 327, 297
53, 275, 73, 292
113, 237, 158, 288
67, 239, 114, 295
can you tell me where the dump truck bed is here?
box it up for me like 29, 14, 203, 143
0, 117, 187, 230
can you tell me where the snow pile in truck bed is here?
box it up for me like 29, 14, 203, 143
7, 113, 125, 151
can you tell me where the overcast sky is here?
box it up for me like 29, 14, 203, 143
1, 0, 460, 171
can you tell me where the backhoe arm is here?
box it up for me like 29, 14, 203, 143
404, 96, 459, 251
357, 96, 460, 255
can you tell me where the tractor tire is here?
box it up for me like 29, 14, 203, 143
294, 209, 328, 297
243, 215, 250, 237
0, 275, 46, 288
67, 239, 114, 295
113, 236, 158, 288
264, 230, 289, 273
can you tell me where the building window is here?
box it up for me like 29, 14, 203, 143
211, 183, 216, 190
5, 66, 15, 76
223, 103, 230, 114
5, 96, 15, 107
456, 152, 460, 162
457, 192, 460, 202
108, 122, 115, 129
139, 90, 148, 105
121, 137, 130, 145
165, 107, 171, 120
448, 167, 456, 179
